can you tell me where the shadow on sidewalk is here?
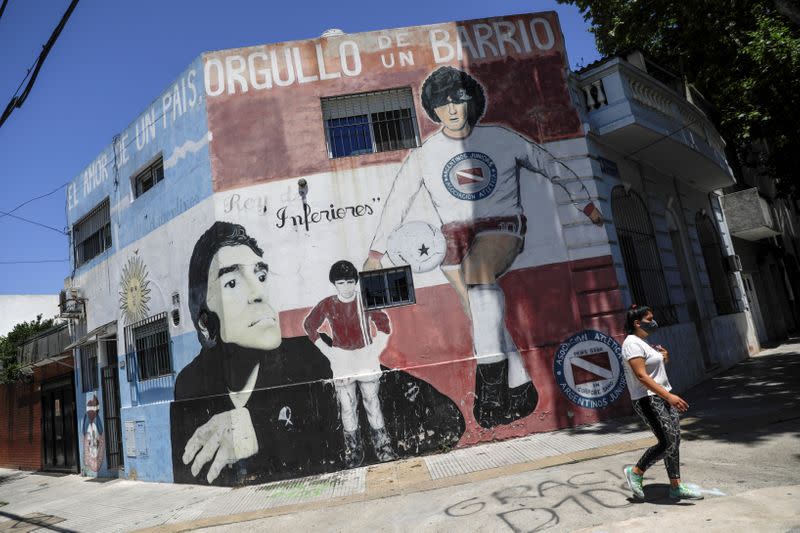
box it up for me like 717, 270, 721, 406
680, 349, 800, 445
557, 346, 800, 445
0, 510, 73, 532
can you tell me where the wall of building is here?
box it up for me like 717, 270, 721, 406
0, 362, 74, 471
67, 56, 211, 479
0, 295, 59, 337
0, 379, 40, 470
63, 11, 751, 487
586, 130, 751, 383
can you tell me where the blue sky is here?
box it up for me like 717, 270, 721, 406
0, 0, 599, 295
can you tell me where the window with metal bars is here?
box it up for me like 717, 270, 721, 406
80, 343, 98, 392
359, 266, 415, 310
321, 88, 420, 158
611, 186, 677, 325
73, 198, 112, 268
125, 313, 172, 381
696, 213, 736, 315
133, 156, 165, 199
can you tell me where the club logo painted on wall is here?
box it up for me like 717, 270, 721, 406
442, 152, 497, 201
119, 255, 151, 324
554, 330, 626, 409
387, 221, 446, 273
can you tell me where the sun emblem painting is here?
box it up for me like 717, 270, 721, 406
119, 256, 151, 324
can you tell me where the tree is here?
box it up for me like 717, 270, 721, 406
559, 0, 800, 197
0, 314, 55, 383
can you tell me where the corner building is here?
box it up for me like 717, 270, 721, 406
63, 12, 752, 485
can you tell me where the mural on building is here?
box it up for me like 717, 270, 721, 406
82, 395, 105, 473
364, 66, 603, 429
68, 12, 646, 486
170, 222, 464, 485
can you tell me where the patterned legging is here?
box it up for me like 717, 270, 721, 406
632, 395, 681, 479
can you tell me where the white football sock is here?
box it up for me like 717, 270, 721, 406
468, 284, 507, 364
505, 327, 532, 388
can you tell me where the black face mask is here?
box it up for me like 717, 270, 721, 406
640, 320, 659, 333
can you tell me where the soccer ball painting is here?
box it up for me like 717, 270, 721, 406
386, 221, 446, 273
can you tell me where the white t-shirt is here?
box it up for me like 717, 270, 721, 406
369, 125, 551, 254
621, 334, 672, 401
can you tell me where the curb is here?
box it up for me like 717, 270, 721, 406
138, 437, 657, 532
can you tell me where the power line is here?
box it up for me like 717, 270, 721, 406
0, 0, 79, 128
0, 259, 68, 264
0, 182, 66, 221
623, 114, 704, 160
0, 208, 66, 234
0, 0, 8, 22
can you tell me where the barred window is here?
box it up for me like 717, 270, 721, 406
125, 313, 172, 381
321, 88, 420, 158
696, 213, 736, 315
133, 156, 165, 199
80, 343, 98, 392
611, 186, 677, 325
73, 198, 111, 267
360, 266, 415, 310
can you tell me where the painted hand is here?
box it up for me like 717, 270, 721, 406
182, 407, 258, 484
362, 256, 383, 271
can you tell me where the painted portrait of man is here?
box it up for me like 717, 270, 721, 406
364, 66, 603, 429
171, 222, 465, 486
170, 221, 341, 486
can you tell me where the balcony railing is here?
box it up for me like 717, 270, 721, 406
574, 58, 734, 191
16, 324, 72, 368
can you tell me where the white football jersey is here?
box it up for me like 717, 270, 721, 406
370, 125, 550, 254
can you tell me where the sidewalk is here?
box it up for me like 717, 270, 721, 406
0, 339, 798, 532
0, 418, 656, 532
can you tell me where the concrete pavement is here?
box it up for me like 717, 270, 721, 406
0, 339, 798, 532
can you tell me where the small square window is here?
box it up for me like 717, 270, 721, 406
133, 156, 165, 199
322, 88, 420, 159
73, 198, 111, 268
125, 313, 172, 382
359, 266, 415, 310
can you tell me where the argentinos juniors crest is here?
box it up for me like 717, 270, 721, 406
554, 330, 626, 409
442, 152, 497, 201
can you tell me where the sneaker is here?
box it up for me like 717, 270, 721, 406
624, 466, 645, 500
669, 483, 704, 500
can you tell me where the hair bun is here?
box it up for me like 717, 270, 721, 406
630, 304, 638, 309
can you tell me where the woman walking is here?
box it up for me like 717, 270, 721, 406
621, 305, 703, 501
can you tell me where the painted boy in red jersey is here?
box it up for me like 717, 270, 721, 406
304, 260, 396, 467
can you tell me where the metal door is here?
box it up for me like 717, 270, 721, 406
101, 341, 124, 469
41, 376, 78, 472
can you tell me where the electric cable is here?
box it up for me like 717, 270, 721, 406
0, 259, 68, 264
0, 0, 79, 128
0, 208, 66, 234
0, 182, 66, 220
